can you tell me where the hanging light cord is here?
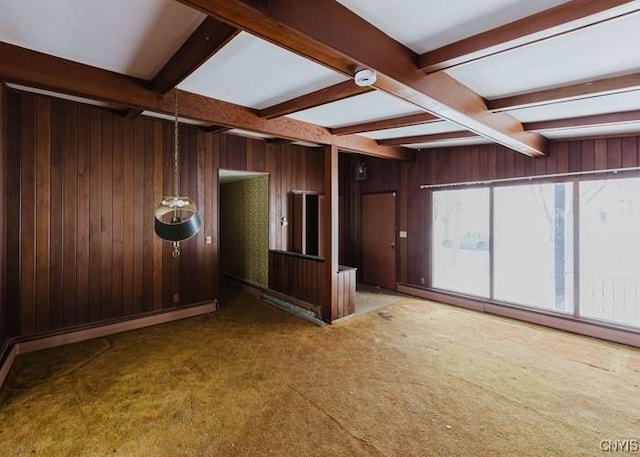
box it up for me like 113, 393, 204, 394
173, 90, 180, 198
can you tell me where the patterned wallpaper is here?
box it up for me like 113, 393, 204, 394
220, 176, 269, 288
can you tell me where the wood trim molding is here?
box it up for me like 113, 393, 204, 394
524, 110, 640, 132
377, 130, 478, 146
331, 112, 440, 135
177, 0, 546, 157
419, 0, 638, 72
0, 302, 217, 388
490, 72, 640, 111
259, 80, 372, 119
397, 284, 640, 348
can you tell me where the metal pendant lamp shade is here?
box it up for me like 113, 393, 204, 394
154, 91, 202, 256
155, 197, 202, 242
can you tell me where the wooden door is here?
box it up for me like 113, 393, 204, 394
362, 192, 396, 290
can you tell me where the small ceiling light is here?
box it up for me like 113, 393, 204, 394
354, 68, 377, 87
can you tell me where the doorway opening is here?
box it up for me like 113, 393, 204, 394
218, 169, 269, 289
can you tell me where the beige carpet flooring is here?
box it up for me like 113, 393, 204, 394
1, 288, 639, 456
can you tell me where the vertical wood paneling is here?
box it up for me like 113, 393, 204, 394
580, 140, 594, 172
132, 117, 144, 315
122, 117, 134, 315
88, 108, 102, 323
607, 138, 622, 169
152, 121, 163, 309
6, 91, 246, 337
100, 111, 113, 319
5, 91, 21, 336
622, 137, 637, 168
20, 95, 36, 334
75, 106, 90, 324
594, 139, 608, 170
63, 102, 78, 326
49, 101, 64, 328
0, 85, 5, 342
111, 116, 124, 318
4, 89, 348, 337
34, 97, 51, 332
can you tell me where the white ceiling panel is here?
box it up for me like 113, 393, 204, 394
0, 0, 205, 79
507, 91, 640, 123
361, 120, 462, 140
178, 32, 347, 109
288, 91, 423, 128
448, 8, 640, 98
337, 0, 567, 53
541, 123, 640, 140
406, 137, 493, 150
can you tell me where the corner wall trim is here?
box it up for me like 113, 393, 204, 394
0, 302, 216, 388
397, 284, 640, 349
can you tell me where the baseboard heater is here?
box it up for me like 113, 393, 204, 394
397, 283, 640, 349
0, 301, 217, 389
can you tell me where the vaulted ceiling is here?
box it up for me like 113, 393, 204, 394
1, 0, 639, 159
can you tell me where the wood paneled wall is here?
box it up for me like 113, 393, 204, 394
399, 138, 640, 287
268, 250, 355, 321
0, 84, 6, 345
3, 89, 324, 338
339, 154, 400, 270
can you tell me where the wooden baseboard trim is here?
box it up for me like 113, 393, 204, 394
0, 302, 216, 388
397, 284, 640, 348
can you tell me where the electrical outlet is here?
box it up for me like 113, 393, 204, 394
399, 230, 407, 238
206, 236, 212, 245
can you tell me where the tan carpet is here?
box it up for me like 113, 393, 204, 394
1, 289, 639, 456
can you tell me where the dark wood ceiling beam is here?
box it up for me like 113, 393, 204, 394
0, 42, 410, 160
331, 112, 440, 135
524, 110, 640, 132
259, 80, 372, 119
377, 130, 478, 146
124, 17, 239, 119
201, 124, 231, 134
489, 72, 640, 111
419, 0, 637, 73
177, 0, 546, 157
152, 17, 239, 94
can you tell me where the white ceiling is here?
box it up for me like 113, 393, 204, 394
507, 90, 640, 123
178, 32, 347, 109
1, 0, 640, 151
448, 8, 640, 98
0, 0, 204, 79
288, 91, 423, 128
540, 123, 640, 140
361, 120, 465, 140
336, 0, 568, 53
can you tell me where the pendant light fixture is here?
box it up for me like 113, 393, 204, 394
154, 91, 202, 257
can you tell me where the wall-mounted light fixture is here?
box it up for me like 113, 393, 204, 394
355, 161, 368, 181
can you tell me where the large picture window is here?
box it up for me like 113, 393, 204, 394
494, 183, 573, 313
430, 173, 640, 330
580, 177, 640, 327
432, 188, 490, 297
